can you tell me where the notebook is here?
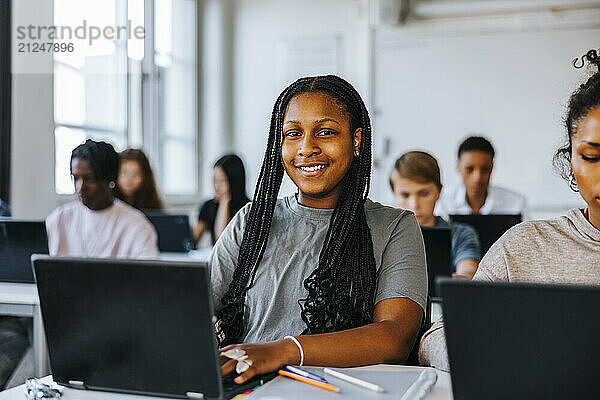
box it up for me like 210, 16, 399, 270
248, 367, 436, 399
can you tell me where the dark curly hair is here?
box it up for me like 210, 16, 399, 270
217, 75, 376, 344
457, 136, 495, 159
554, 49, 600, 180
71, 139, 119, 183
114, 148, 164, 210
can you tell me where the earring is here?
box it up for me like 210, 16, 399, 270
108, 181, 116, 189
569, 173, 579, 192
354, 150, 360, 157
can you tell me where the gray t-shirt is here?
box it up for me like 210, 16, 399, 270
419, 208, 600, 371
209, 195, 427, 344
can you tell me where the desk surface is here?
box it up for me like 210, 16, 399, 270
0, 282, 38, 305
0, 368, 453, 399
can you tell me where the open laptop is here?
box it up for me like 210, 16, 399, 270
449, 214, 521, 257
144, 213, 197, 252
0, 220, 48, 283
437, 278, 600, 399
420, 226, 452, 300
32, 256, 273, 399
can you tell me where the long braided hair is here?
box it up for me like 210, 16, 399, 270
217, 75, 377, 345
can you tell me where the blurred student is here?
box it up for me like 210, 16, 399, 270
46, 140, 159, 258
114, 148, 164, 211
437, 136, 527, 217
419, 49, 600, 371
194, 154, 250, 245
390, 151, 480, 278
4, 141, 161, 389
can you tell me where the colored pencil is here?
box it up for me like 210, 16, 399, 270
278, 370, 340, 392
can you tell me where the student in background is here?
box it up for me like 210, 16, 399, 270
114, 148, 164, 211
390, 151, 480, 279
194, 154, 250, 245
419, 49, 600, 371
437, 136, 527, 217
212, 75, 426, 385
46, 139, 159, 258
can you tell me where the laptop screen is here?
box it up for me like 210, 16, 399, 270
0, 220, 48, 283
33, 257, 221, 399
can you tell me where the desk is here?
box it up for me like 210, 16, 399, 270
0, 282, 48, 377
159, 248, 212, 262
0, 369, 453, 399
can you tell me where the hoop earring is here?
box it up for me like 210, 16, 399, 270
569, 173, 579, 192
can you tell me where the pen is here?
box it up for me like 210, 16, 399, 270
278, 370, 340, 392
323, 368, 385, 393
282, 364, 329, 383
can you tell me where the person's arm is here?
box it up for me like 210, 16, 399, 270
221, 210, 427, 384
213, 197, 230, 242
193, 221, 207, 242
451, 223, 481, 279
195, 200, 214, 242
453, 259, 478, 279
221, 297, 423, 384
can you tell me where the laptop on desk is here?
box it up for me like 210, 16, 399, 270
438, 278, 600, 399
449, 214, 521, 257
32, 256, 272, 399
420, 226, 452, 300
0, 220, 48, 283
144, 213, 197, 253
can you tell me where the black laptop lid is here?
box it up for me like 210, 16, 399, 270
420, 226, 452, 299
449, 214, 521, 257
145, 214, 196, 252
33, 256, 221, 399
0, 220, 48, 283
438, 278, 600, 399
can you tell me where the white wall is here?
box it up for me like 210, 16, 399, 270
11, 0, 69, 219
373, 27, 599, 218
230, 0, 370, 198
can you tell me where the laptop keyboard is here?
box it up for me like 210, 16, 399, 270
222, 371, 278, 399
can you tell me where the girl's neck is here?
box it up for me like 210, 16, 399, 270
586, 208, 600, 232
419, 215, 437, 227
297, 189, 340, 209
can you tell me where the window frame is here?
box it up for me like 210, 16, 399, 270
53, 0, 201, 205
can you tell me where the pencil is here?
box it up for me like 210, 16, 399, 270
323, 368, 385, 393
278, 370, 341, 392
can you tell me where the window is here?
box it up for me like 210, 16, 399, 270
53, 0, 197, 198
151, 0, 198, 196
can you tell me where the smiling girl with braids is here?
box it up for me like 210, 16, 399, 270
210, 75, 427, 384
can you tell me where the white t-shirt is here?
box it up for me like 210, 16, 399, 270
436, 184, 528, 219
46, 199, 160, 258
